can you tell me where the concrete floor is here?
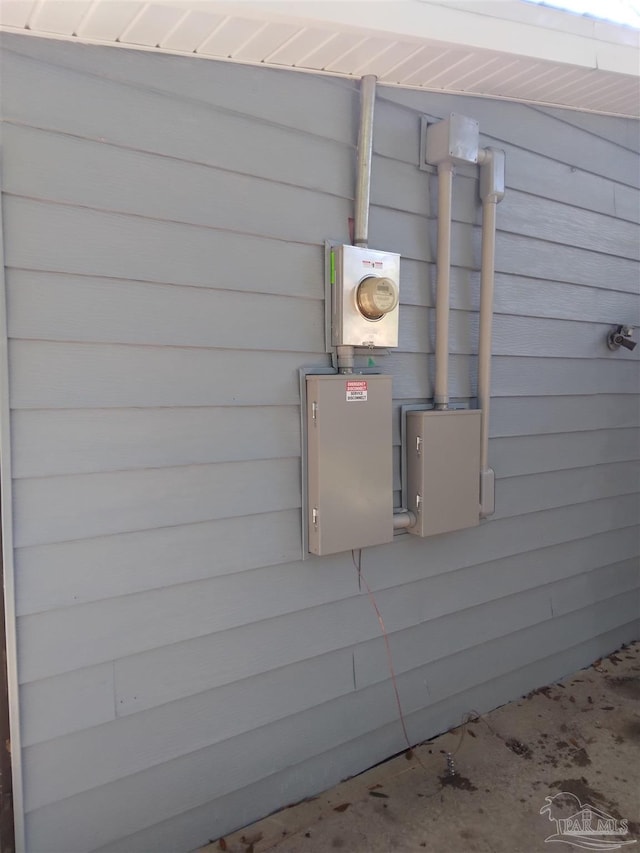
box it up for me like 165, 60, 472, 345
202, 641, 640, 853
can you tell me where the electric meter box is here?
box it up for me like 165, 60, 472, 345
406, 409, 481, 537
331, 245, 400, 348
306, 374, 393, 556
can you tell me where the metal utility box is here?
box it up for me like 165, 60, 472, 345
406, 409, 481, 537
331, 245, 400, 348
306, 374, 393, 556
425, 113, 480, 166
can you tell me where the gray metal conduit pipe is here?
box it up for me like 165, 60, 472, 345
476, 147, 505, 517
393, 510, 417, 529
344, 75, 414, 530
353, 74, 377, 249
337, 74, 377, 376
433, 162, 454, 410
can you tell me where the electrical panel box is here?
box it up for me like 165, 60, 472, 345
406, 409, 481, 537
306, 374, 393, 556
331, 245, 400, 348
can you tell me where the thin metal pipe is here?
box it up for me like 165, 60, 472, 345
478, 197, 496, 473
353, 74, 377, 249
477, 147, 505, 518
393, 510, 416, 529
336, 345, 354, 374
339, 74, 377, 374
434, 162, 454, 409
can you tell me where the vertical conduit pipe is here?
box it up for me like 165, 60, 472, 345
434, 162, 454, 409
477, 199, 497, 474
353, 74, 377, 249
338, 74, 377, 374
477, 147, 505, 517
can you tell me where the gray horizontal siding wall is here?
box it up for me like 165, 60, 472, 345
0, 31, 638, 853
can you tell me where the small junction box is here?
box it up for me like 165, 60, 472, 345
406, 409, 481, 537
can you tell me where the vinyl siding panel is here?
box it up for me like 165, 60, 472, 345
7, 272, 325, 351
353, 558, 640, 688
487, 395, 640, 436
24, 603, 640, 853
13, 496, 638, 621
21, 571, 640, 813
15, 481, 638, 684
13, 458, 301, 548
532, 105, 640, 154
24, 599, 639, 818
0, 49, 354, 199
90, 621, 637, 853
12, 411, 637, 479
490, 428, 640, 476
3, 198, 326, 299
399, 261, 640, 316
1, 31, 638, 853
113, 526, 640, 713
1, 124, 352, 245
11, 405, 302, 477
5, 196, 638, 298
9, 341, 316, 408
19, 664, 116, 748
375, 88, 640, 188
14, 509, 302, 617
492, 461, 640, 519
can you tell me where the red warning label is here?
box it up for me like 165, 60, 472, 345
346, 380, 368, 402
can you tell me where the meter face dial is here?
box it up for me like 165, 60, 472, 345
356, 276, 399, 320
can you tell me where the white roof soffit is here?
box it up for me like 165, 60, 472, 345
1, 0, 639, 117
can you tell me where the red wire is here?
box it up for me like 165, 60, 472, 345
353, 552, 484, 774
353, 550, 413, 752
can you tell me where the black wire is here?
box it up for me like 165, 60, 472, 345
351, 548, 362, 590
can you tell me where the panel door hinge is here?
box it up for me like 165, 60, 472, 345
416, 435, 422, 456
312, 507, 319, 527
312, 401, 318, 421
416, 493, 423, 514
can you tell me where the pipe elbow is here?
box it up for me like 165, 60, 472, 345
393, 510, 416, 529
